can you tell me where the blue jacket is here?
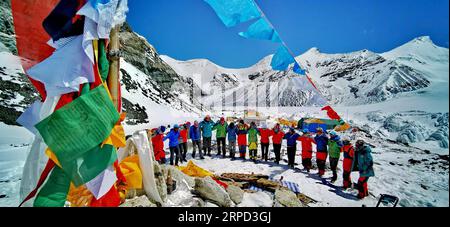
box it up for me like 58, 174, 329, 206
315, 133, 329, 152
189, 125, 201, 141
164, 129, 180, 148
227, 126, 238, 142
354, 145, 375, 177
284, 132, 301, 147
200, 120, 215, 138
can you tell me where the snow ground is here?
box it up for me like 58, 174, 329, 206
0, 123, 33, 207
0, 108, 448, 207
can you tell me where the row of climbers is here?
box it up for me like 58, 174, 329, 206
147, 115, 374, 200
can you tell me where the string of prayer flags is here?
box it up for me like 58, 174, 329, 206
239, 18, 282, 43
204, 0, 261, 27
13, 0, 129, 207
271, 45, 295, 71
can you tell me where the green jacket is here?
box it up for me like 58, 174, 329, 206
213, 122, 228, 138
328, 136, 343, 159
248, 128, 259, 143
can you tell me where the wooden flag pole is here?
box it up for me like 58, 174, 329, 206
108, 25, 121, 111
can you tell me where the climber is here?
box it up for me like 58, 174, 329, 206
355, 139, 375, 199
283, 127, 301, 168
213, 117, 228, 157
189, 121, 204, 159
237, 119, 249, 159
200, 115, 215, 156
164, 124, 182, 166
271, 123, 285, 164
298, 129, 316, 172
259, 122, 271, 162
248, 122, 260, 162
314, 128, 329, 177
328, 131, 343, 182
227, 122, 238, 160
150, 127, 166, 164
179, 124, 189, 162
342, 137, 354, 189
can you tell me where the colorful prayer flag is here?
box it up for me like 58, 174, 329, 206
239, 18, 281, 43
35, 85, 120, 166
204, 0, 261, 27
293, 62, 306, 75
85, 165, 118, 199
42, 0, 86, 42
26, 35, 95, 97
271, 45, 295, 71
59, 144, 118, 187
33, 166, 71, 207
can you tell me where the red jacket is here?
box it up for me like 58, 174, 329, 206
238, 134, 247, 146
298, 136, 316, 158
343, 144, 354, 172
271, 130, 285, 145
151, 134, 165, 161
180, 129, 188, 143
259, 129, 271, 144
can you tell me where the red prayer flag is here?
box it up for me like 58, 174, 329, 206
11, 0, 61, 100
321, 105, 341, 121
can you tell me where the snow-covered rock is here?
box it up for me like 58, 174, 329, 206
427, 127, 449, 148
274, 188, 303, 207
194, 176, 233, 207
396, 122, 432, 144
226, 184, 244, 205
120, 196, 157, 207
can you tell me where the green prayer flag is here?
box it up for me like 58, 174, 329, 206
33, 166, 71, 207
98, 39, 110, 81
36, 85, 119, 165
61, 144, 118, 187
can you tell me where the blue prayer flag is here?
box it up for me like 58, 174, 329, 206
271, 45, 295, 71
90, 0, 111, 9
293, 62, 306, 75
204, 0, 261, 27
239, 18, 282, 43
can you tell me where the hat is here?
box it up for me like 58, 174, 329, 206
342, 136, 351, 141
160, 126, 166, 133
317, 127, 324, 132
173, 124, 180, 129
302, 129, 309, 134
330, 131, 338, 136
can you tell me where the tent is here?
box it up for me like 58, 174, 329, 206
298, 118, 340, 133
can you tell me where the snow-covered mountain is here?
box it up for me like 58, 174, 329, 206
162, 37, 448, 107
0, 1, 205, 133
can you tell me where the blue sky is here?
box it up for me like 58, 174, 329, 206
127, 0, 449, 68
